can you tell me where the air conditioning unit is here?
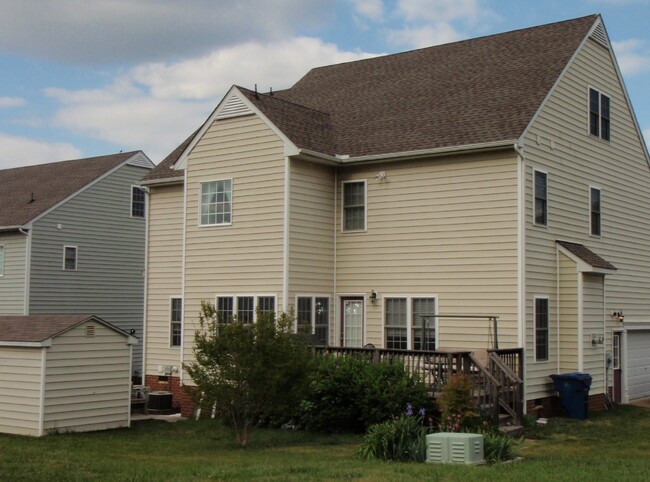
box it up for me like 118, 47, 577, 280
426, 432, 485, 465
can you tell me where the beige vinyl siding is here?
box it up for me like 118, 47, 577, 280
583, 274, 605, 393
524, 37, 650, 400
42, 322, 131, 433
558, 253, 578, 374
0, 232, 27, 315
145, 184, 184, 374
288, 160, 335, 342
182, 115, 285, 368
0, 346, 43, 436
335, 151, 519, 350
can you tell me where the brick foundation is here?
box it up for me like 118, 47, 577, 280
145, 375, 197, 417
526, 392, 607, 418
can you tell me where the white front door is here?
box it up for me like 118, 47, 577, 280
341, 298, 364, 347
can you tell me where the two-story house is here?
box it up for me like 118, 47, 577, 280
0, 151, 154, 375
141, 14, 650, 415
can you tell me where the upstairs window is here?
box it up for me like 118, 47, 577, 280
200, 180, 232, 226
170, 298, 182, 347
589, 88, 610, 141
342, 180, 366, 232
534, 170, 548, 226
590, 187, 601, 236
63, 246, 77, 271
131, 186, 146, 218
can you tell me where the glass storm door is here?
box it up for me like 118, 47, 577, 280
341, 298, 363, 347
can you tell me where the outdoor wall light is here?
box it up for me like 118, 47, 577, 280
370, 290, 377, 303
612, 311, 624, 322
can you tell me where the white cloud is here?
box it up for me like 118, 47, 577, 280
0, 96, 26, 108
351, 0, 385, 21
0, 0, 331, 65
613, 39, 650, 75
387, 23, 462, 49
396, 0, 481, 24
45, 38, 378, 163
0, 133, 83, 169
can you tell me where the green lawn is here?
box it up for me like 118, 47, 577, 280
1, 405, 649, 481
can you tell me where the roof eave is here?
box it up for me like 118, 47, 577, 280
139, 176, 185, 187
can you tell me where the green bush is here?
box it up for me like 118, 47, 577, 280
298, 355, 432, 433
359, 407, 428, 462
482, 430, 515, 463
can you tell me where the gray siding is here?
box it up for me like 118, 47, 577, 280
0, 232, 27, 315
42, 321, 132, 433
28, 164, 149, 374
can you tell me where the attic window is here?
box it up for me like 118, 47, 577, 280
85, 325, 95, 337
589, 88, 610, 141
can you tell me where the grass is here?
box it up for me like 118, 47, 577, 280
1, 405, 649, 481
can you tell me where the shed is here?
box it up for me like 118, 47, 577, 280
0, 315, 137, 436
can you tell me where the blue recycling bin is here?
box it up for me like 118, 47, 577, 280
550, 372, 592, 420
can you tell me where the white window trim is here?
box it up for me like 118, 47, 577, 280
587, 85, 611, 141
169, 296, 183, 348
341, 179, 367, 233
215, 294, 277, 322
130, 185, 147, 219
198, 178, 233, 227
532, 168, 548, 227
296, 294, 331, 335
62, 245, 78, 271
533, 295, 550, 363
382, 294, 438, 350
0, 244, 4, 277
589, 185, 602, 238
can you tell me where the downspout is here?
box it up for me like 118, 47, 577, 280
141, 186, 150, 383
514, 141, 527, 412
333, 169, 338, 346
19, 227, 31, 315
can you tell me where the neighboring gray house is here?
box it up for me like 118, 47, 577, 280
0, 151, 154, 376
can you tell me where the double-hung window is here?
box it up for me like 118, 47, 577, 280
0, 245, 4, 277
200, 180, 232, 226
534, 170, 547, 226
589, 88, 610, 141
590, 187, 601, 236
170, 298, 182, 347
131, 186, 146, 218
63, 246, 77, 271
342, 180, 366, 232
535, 297, 549, 362
216, 295, 276, 324
384, 297, 436, 350
297, 296, 330, 345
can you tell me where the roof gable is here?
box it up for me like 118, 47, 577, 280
0, 151, 153, 228
557, 240, 617, 274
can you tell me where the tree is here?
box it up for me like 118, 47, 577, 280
185, 302, 312, 447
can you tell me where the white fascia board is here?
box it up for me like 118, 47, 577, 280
139, 176, 185, 187
556, 243, 616, 275
174, 86, 300, 172
26, 152, 150, 227
0, 340, 52, 348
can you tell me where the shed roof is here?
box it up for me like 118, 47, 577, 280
0, 315, 133, 344
556, 240, 617, 271
147, 14, 598, 183
0, 151, 146, 228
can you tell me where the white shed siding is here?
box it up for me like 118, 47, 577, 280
0, 232, 27, 315
524, 37, 650, 400
0, 347, 43, 436
182, 115, 286, 368
335, 151, 519, 350
42, 322, 131, 433
144, 184, 184, 373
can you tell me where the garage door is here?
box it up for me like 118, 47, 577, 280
628, 330, 650, 400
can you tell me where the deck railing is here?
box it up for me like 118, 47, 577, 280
312, 346, 524, 424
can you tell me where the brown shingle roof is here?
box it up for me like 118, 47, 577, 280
557, 241, 617, 270
248, 15, 597, 157
0, 151, 140, 228
0, 315, 98, 343
140, 130, 198, 184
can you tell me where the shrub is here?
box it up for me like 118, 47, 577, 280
359, 404, 428, 462
482, 430, 515, 463
298, 355, 432, 433
437, 374, 482, 430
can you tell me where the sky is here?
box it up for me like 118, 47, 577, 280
1, 0, 649, 169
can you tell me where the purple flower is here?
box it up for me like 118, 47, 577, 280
406, 403, 413, 417
418, 408, 426, 417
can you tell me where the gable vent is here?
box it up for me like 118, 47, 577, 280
85, 325, 95, 337
216, 94, 253, 120
590, 22, 609, 48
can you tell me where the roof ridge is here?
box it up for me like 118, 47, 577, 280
0, 150, 140, 173
237, 86, 332, 117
